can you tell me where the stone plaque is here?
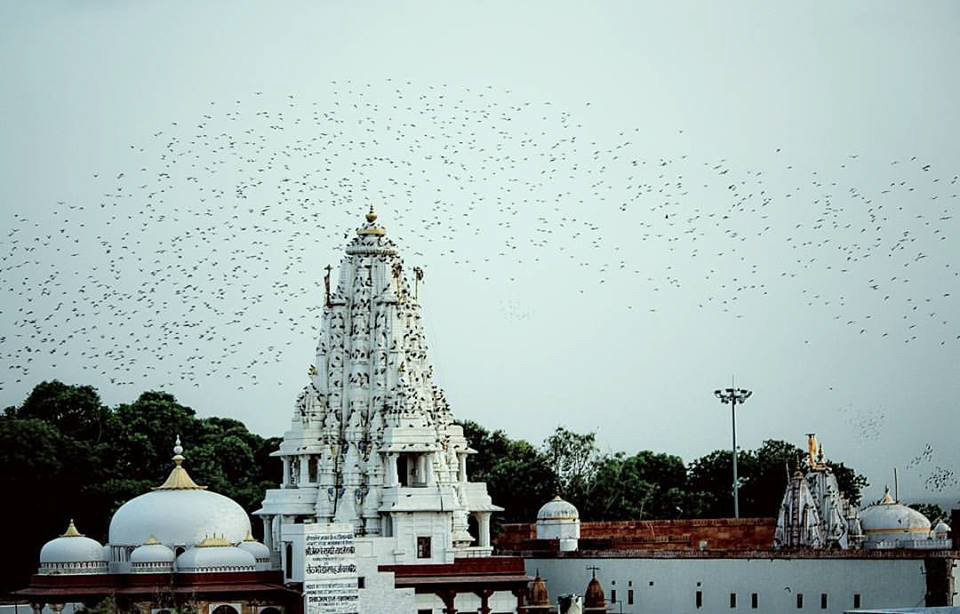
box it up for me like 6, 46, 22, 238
303, 523, 359, 614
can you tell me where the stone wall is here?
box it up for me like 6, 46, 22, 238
497, 517, 776, 552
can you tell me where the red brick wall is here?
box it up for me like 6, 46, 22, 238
496, 518, 776, 553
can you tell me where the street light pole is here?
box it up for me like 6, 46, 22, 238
714, 385, 752, 519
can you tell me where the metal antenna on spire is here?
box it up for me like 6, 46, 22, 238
324, 265, 332, 308
413, 266, 423, 300
586, 565, 600, 579
714, 380, 752, 518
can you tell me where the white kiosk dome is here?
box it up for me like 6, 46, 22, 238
108, 437, 251, 549
860, 488, 931, 548
175, 536, 256, 573
536, 496, 581, 551
38, 520, 109, 575
237, 531, 272, 571
129, 536, 176, 573
537, 495, 580, 522
933, 520, 951, 539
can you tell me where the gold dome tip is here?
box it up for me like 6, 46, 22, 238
243, 531, 257, 543
197, 534, 233, 548
62, 519, 83, 538
153, 463, 207, 490
357, 205, 385, 235
144, 535, 161, 545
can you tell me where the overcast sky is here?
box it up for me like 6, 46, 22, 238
2, 1, 959, 508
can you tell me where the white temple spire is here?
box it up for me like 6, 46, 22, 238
257, 209, 501, 563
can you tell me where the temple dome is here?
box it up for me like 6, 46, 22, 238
110, 489, 251, 547
536, 496, 580, 548
129, 536, 175, 573
130, 538, 176, 563
176, 536, 256, 573
537, 496, 579, 521
38, 520, 108, 575
237, 531, 272, 570
108, 438, 251, 548
860, 489, 931, 542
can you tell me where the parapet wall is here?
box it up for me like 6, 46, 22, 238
496, 517, 776, 553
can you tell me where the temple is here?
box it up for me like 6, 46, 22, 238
256, 208, 523, 612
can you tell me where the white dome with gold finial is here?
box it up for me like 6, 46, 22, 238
237, 531, 272, 571
108, 437, 251, 554
129, 535, 175, 573
38, 520, 109, 575
860, 487, 931, 548
175, 535, 256, 573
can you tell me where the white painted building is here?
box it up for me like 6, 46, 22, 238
526, 554, 959, 614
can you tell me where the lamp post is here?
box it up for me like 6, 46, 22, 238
714, 385, 752, 518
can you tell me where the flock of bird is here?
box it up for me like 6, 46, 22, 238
1, 80, 957, 489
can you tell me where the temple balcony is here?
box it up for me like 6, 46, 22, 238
255, 486, 319, 516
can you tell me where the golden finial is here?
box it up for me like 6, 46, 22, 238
243, 530, 257, 543
154, 436, 207, 491
806, 433, 818, 469
357, 205, 385, 236
197, 534, 232, 548
144, 535, 161, 545
61, 519, 83, 537
880, 486, 895, 505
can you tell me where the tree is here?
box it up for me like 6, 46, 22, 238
8, 380, 110, 441
542, 426, 602, 501
458, 420, 555, 527
586, 451, 690, 520
826, 460, 869, 506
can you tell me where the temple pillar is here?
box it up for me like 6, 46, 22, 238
458, 453, 467, 483
425, 452, 435, 485
512, 587, 527, 614
438, 589, 458, 614
282, 457, 291, 488
477, 511, 492, 548
299, 454, 310, 485
385, 453, 398, 487
261, 516, 274, 552
474, 589, 494, 614
416, 454, 426, 485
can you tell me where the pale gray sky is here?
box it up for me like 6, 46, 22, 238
2, 1, 959, 507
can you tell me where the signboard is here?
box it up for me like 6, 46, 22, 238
303, 523, 359, 614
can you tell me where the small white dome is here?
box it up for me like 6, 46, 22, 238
537, 496, 579, 521
130, 538, 176, 564
176, 537, 256, 573
933, 520, 951, 536
38, 520, 108, 575
237, 534, 271, 561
